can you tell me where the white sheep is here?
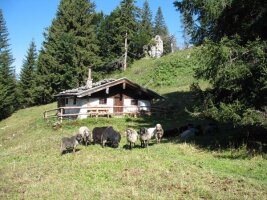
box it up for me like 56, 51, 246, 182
125, 128, 138, 149
139, 127, 155, 148
155, 124, 164, 143
78, 126, 92, 146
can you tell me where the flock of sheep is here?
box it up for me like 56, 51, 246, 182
60, 124, 164, 155
60, 123, 218, 155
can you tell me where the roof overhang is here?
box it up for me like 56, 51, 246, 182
55, 77, 164, 99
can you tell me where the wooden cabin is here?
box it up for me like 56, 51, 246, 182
55, 71, 163, 119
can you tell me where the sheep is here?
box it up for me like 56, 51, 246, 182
101, 126, 121, 148
92, 126, 121, 148
179, 124, 194, 134
180, 128, 196, 140
139, 127, 153, 148
203, 123, 218, 135
60, 134, 83, 155
155, 124, 164, 143
180, 125, 202, 140
92, 126, 108, 145
125, 128, 138, 149
78, 126, 92, 146
163, 128, 179, 138
179, 125, 189, 134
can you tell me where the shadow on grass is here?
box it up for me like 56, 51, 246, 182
145, 90, 266, 155
61, 148, 81, 155
122, 143, 156, 150
58, 90, 266, 156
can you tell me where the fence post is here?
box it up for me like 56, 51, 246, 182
60, 108, 63, 123
44, 111, 47, 120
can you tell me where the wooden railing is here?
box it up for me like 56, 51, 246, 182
43, 105, 167, 122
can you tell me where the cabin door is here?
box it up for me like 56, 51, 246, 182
114, 94, 123, 114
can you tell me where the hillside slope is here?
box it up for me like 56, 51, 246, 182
0, 50, 267, 199
111, 48, 208, 94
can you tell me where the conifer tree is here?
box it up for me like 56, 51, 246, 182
154, 7, 172, 54
18, 40, 37, 108
141, 0, 153, 34
120, 0, 139, 68
97, 9, 124, 72
154, 7, 168, 36
175, 0, 267, 126
36, 0, 101, 104
0, 9, 16, 120
97, 0, 139, 71
134, 0, 153, 58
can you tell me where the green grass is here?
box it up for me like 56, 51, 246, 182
1, 50, 267, 199
111, 48, 208, 91
0, 105, 267, 199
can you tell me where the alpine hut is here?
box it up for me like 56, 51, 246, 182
55, 68, 163, 119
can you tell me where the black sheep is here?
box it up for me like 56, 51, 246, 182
92, 126, 121, 148
163, 128, 179, 138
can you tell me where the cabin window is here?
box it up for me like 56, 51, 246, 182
73, 97, 76, 105
131, 99, 138, 105
99, 98, 107, 105
65, 98, 68, 104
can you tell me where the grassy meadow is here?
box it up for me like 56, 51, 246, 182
1, 49, 267, 199
0, 105, 266, 199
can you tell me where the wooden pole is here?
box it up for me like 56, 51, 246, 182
60, 108, 63, 123
123, 32, 128, 71
44, 111, 47, 120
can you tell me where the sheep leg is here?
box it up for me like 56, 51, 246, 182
129, 142, 132, 149
60, 143, 64, 155
60, 149, 64, 155
102, 140, 106, 148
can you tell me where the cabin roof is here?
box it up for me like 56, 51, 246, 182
55, 77, 164, 99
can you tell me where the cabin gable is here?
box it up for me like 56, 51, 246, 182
55, 77, 163, 118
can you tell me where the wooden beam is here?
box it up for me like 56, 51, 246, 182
123, 82, 126, 89
106, 87, 109, 94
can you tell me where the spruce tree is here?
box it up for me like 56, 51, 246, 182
175, 0, 267, 126
134, 0, 153, 58
154, 7, 168, 36
141, 0, 153, 34
0, 9, 16, 120
97, 9, 124, 72
120, 0, 139, 67
18, 40, 37, 108
97, 0, 139, 71
174, 0, 267, 44
36, 0, 101, 104
154, 7, 172, 54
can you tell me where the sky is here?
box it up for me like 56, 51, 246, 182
0, 0, 183, 74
